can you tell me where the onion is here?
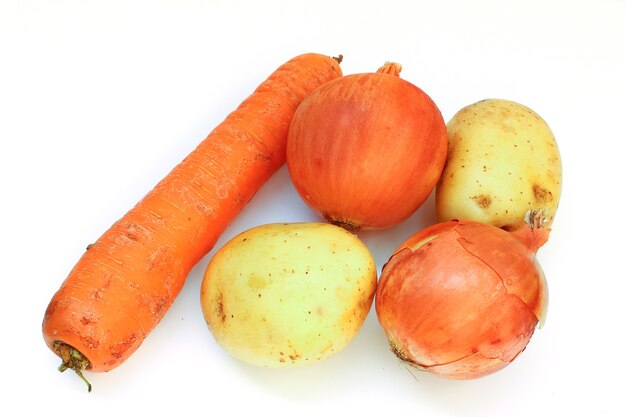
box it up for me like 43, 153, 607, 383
375, 216, 549, 379
287, 62, 447, 231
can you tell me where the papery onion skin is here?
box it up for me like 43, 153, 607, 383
375, 219, 549, 379
287, 63, 447, 231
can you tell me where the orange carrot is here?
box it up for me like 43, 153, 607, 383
42, 53, 343, 390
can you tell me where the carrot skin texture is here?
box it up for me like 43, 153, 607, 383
42, 53, 343, 372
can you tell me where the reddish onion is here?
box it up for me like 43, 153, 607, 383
375, 216, 549, 379
286, 62, 447, 231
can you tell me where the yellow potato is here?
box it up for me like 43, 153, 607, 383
436, 99, 562, 230
200, 222, 377, 367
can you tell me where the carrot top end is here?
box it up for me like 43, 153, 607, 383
53, 341, 92, 392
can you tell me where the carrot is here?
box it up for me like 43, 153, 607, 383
42, 53, 343, 390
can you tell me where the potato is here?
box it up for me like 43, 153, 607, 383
436, 99, 562, 230
200, 222, 377, 367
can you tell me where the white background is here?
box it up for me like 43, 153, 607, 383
2, 0, 624, 415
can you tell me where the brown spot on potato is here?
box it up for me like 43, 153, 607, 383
471, 194, 492, 209
533, 184, 553, 203
216, 292, 226, 323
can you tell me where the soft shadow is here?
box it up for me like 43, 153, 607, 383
357, 190, 440, 275
231, 312, 392, 403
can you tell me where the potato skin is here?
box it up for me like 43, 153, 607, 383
436, 99, 562, 230
200, 222, 377, 367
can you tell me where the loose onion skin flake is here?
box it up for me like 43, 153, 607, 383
375, 218, 549, 379
287, 62, 447, 231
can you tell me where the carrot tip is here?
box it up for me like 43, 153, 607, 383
54, 341, 92, 392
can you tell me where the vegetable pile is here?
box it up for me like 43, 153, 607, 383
42, 52, 562, 391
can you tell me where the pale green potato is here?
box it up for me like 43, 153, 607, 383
436, 99, 562, 230
200, 222, 377, 368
